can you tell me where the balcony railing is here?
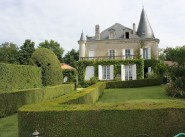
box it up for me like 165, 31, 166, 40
80, 55, 139, 61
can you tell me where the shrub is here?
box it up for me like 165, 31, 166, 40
0, 84, 74, 118
0, 63, 42, 93
145, 72, 158, 79
166, 77, 185, 98
106, 78, 163, 89
30, 48, 63, 86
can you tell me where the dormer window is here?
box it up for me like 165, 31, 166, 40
108, 29, 115, 39
125, 32, 129, 39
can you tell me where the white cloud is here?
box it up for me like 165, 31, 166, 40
0, 0, 184, 53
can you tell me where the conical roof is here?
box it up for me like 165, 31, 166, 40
80, 31, 85, 41
137, 8, 155, 38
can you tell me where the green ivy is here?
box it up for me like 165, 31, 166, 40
77, 59, 144, 84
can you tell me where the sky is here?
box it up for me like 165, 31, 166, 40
0, 0, 184, 53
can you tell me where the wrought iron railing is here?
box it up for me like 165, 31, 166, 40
80, 55, 139, 61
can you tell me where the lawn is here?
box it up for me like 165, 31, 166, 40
0, 114, 18, 137
97, 85, 179, 104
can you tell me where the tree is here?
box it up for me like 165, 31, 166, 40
0, 42, 19, 64
30, 48, 63, 86
165, 46, 185, 97
63, 49, 79, 67
39, 40, 64, 62
18, 39, 35, 65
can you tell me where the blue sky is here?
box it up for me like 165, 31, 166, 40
0, 0, 184, 52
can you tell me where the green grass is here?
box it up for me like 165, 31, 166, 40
0, 114, 18, 137
97, 85, 180, 104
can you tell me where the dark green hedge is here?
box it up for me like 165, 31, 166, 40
18, 104, 185, 137
105, 78, 163, 89
0, 84, 74, 118
0, 63, 42, 93
31, 48, 63, 86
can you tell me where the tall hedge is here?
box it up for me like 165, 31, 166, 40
0, 84, 74, 118
0, 63, 42, 93
31, 48, 63, 86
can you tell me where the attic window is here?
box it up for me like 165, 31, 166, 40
109, 29, 115, 39
125, 32, 129, 39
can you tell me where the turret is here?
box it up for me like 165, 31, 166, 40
78, 32, 86, 59
137, 8, 155, 38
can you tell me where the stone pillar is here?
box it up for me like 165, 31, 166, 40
95, 25, 100, 40
133, 23, 136, 34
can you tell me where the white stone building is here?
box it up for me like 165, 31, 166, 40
78, 8, 159, 81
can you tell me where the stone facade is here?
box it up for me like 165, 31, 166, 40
78, 8, 160, 81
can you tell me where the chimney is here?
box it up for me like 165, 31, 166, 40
133, 23, 136, 34
95, 25, 100, 40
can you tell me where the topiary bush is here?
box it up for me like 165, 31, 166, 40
30, 48, 63, 86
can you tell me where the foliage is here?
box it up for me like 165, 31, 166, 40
18, 39, 35, 65
105, 78, 163, 89
18, 82, 185, 137
164, 46, 185, 65
77, 59, 144, 86
0, 42, 19, 64
145, 72, 158, 79
0, 84, 74, 118
0, 63, 42, 93
63, 70, 77, 82
63, 49, 79, 67
31, 48, 63, 86
39, 40, 64, 62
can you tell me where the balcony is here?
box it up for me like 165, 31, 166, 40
80, 55, 139, 61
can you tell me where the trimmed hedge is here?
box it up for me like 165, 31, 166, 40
18, 102, 185, 137
0, 84, 74, 118
105, 78, 163, 89
0, 63, 42, 93
31, 48, 63, 86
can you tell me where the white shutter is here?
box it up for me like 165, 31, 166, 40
122, 49, 125, 59
98, 65, 103, 80
108, 49, 110, 56
110, 65, 114, 80
121, 64, 125, 81
140, 48, 143, 59
132, 64, 137, 80
130, 49, 134, 59
148, 47, 151, 59
148, 67, 152, 74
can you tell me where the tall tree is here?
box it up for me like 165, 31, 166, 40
0, 42, 19, 64
63, 49, 79, 67
18, 39, 35, 65
39, 40, 64, 62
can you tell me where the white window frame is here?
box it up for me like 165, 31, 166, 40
108, 49, 116, 59
121, 64, 137, 81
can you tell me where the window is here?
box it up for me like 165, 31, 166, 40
125, 32, 129, 39
143, 48, 148, 59
123, 49, 133, 59
125, 49, 131, 59
102, 66, 110, 80
108, 49, 115, 59
121, 64, 136, 81
125, 65, 133, 80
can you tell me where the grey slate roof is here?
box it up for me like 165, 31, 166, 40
80, 32, 85, 41
101, 23, 131, 39
137, 8, 155, 38
87, 23, 139, 40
